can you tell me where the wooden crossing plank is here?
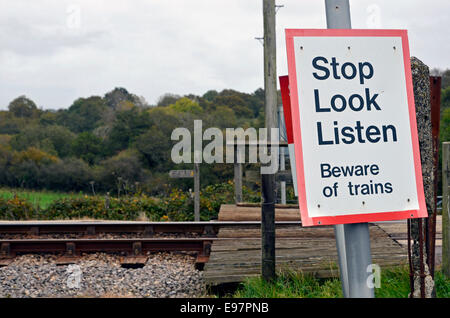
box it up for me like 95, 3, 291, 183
204, 221, 407, 285
218, 204, 301, 221
206, 205, 440, 286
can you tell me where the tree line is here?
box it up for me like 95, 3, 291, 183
1, 66, 449, 196
0, 87, 267, 195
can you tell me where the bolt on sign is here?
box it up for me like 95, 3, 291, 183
285, 29, 427, 226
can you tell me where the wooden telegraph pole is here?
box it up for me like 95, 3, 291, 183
261, 0, 277, 282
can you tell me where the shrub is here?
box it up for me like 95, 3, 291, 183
44, 195, 164, 221
0, 197, 36, 220
163, 181, 260, 221
0, 181, 260, 221
40, 158, 93, 192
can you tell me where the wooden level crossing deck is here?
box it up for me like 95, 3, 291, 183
203, 204, 442, 285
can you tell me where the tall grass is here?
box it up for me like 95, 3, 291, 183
232, 266, 450, 298
0, 188, 84, 209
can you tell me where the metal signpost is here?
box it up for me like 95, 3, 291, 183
169, 164, 200, 221
284, 0, 427, 298
326, 0, 369, 298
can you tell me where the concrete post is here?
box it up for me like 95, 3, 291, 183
409, 57, 434, 297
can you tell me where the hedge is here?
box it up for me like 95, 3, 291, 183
0, 181, 260, 221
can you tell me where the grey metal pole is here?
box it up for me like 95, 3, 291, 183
334, 223, 349, 297
325, 0, 374, 298
261, 0, 277, 282
194, 163, 200, 221
325, 0, 352, 29
344, 223, 374, 297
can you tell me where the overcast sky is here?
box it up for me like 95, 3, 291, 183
0, 0, 449, 110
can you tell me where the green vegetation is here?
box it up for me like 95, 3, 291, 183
0, 70, 448, 218
0, 87, 269, 197
0, 69, 448, 199
231, 266, 450, 298
233, 271, 342, 298
0, 188, 84, 209
0, 181, 259, 221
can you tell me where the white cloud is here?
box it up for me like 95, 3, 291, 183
0, 0, 448, 109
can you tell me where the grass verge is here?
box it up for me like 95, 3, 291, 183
231, 266, 450, 298
0, 188, 84, 209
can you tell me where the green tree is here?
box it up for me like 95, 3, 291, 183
8, 96, 38, 118
442, 87, 450, 113
97, 150, 145, 194
135, 126, 169, 168
157, 93, 181, 106
168, 97, 203, 114
147, 107, 181, 136
10, 125, 75, 158
107, 108, 151, 152
71, 132, 105, 165
213, 91, 254, 118
104, 87, 141, 109
39, 110, 59, 126
203, 90, 219, 102
62, 96, 108, 133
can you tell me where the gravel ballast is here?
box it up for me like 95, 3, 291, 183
0, 252, 205, 298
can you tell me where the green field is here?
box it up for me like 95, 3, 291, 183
231, 266, 450, 298
0, 188, 85, 209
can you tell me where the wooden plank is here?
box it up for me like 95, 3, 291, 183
218, 204, 301, 221
204, 223, 407, 285
204, 205, 410, 285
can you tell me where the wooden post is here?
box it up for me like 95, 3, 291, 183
442, 142, 450, 277
280, 147, 286, 204
261, 0, 277, 282
169, 168, 199, 221
428, 76, 441, 279
194, 163, 200, 221
234, 149, 243, 204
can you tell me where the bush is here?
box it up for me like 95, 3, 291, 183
96, 150, 145, 194
0, 181, 260, 221
162, 181, 260, 221
40, 158, 93, 192
44, 195, 164, 221
0, 197, 36, 220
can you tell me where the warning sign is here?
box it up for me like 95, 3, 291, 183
285, 29, 427, 226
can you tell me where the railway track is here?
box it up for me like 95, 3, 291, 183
0, 221, 301, 267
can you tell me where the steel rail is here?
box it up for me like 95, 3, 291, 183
0, 221, 302, 236
0, 237, 242, 265
0, 238, 221, 256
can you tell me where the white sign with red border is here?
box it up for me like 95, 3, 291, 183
285, 29, 427, 226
